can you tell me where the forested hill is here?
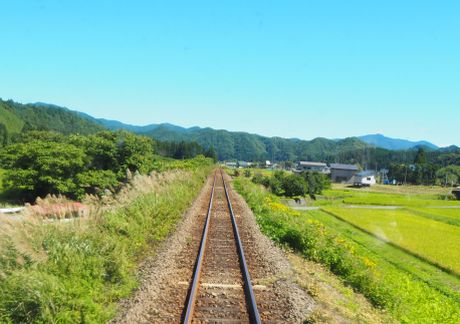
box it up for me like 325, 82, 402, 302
1, 99, 458, 166
0, 99, 104, 138
83, 116, 372, 161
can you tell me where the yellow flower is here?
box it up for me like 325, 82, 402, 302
363, 257, 377, 268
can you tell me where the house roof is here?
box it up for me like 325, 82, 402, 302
330, 163, 359, 171
299, 161, 327, 167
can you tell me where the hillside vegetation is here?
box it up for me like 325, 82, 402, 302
0, 100, 103, 143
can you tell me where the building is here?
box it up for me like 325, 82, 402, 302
225, 162, 238, 168
330, 163, 359, 183
352, 171, 376, 187
453, 188, 460, 200
297, 161, 330, 173
238, 161, 253, 168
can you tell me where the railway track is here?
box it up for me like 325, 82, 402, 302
182, 170, 261, 324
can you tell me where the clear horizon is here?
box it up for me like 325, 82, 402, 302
1, 1, 459, 146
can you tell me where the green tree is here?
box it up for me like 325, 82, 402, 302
0, 123, 8, 147
1, 141, 86, 199
414, 148, 427, 164
116, 131, 155, 175
282, 174, 308, 198
436, 166, 460, 186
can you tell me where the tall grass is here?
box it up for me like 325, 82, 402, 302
0, 160, 213, 322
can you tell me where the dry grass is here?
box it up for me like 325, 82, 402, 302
0, 169, 192, 277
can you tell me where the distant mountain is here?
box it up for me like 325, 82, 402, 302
74, 112, 373, 161
75, 113, 191, 134
358, 134, 439, 151
1, 99, 454, 165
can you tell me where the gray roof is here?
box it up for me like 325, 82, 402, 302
330, 163, 359, 171
299, 161, 327, 167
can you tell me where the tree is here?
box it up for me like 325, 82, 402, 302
205, 146, 218, 162
0, 123, 8, 147
281, 174, 308, 198
414, 148, 427, 165
436, 166, 460, 186
1, 140, 86, 200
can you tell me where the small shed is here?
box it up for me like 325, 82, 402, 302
352, 171, 377, 187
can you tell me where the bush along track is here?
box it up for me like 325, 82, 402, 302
234, 177, 460, 323
0, 158, 213, 323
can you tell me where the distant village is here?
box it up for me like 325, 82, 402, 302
224, 160, 393, 187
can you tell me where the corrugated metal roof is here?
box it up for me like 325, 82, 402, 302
330, 163, 359, 171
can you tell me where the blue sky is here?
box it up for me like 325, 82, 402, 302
0, 1, 459, 146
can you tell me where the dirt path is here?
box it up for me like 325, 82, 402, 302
112, 171, 314, 323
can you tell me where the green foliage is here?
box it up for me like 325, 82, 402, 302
414, 147, 427, 164
76, 170, 119, 196
156, 140, 217, 161
0, 99, 103, 136
251, 171, 329, 198
1, 140, 86, 200
436, 165, 460, 186
0, 101, 24, 134
0, 131, 159, 201
0, 161, 213, 322
300, 171, 331, 197
281, 174, 308, 197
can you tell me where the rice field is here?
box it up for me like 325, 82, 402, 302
323, 207, 460, 276
410, 207, 460, 227
314, 186, 460, 207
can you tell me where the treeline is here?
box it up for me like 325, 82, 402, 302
388, 148, 460, 186
0, 131, 155, 201
0, 130, 216, 202
155, 140, 217, 161
251, 170, 331, 199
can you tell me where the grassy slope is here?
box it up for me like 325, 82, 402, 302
234, 178, 460, 323
0, 160, 213, 322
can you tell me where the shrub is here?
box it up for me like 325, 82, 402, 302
281, 174, 308, 197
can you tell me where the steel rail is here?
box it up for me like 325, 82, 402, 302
221, 170, 261, 324
182, 170, 261, 324
182, 173, 216, 324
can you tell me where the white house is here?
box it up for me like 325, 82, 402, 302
352, 171, 376, 187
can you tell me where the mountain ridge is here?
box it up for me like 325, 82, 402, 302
358, 134, 439, 151
2, 99, 457, 164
